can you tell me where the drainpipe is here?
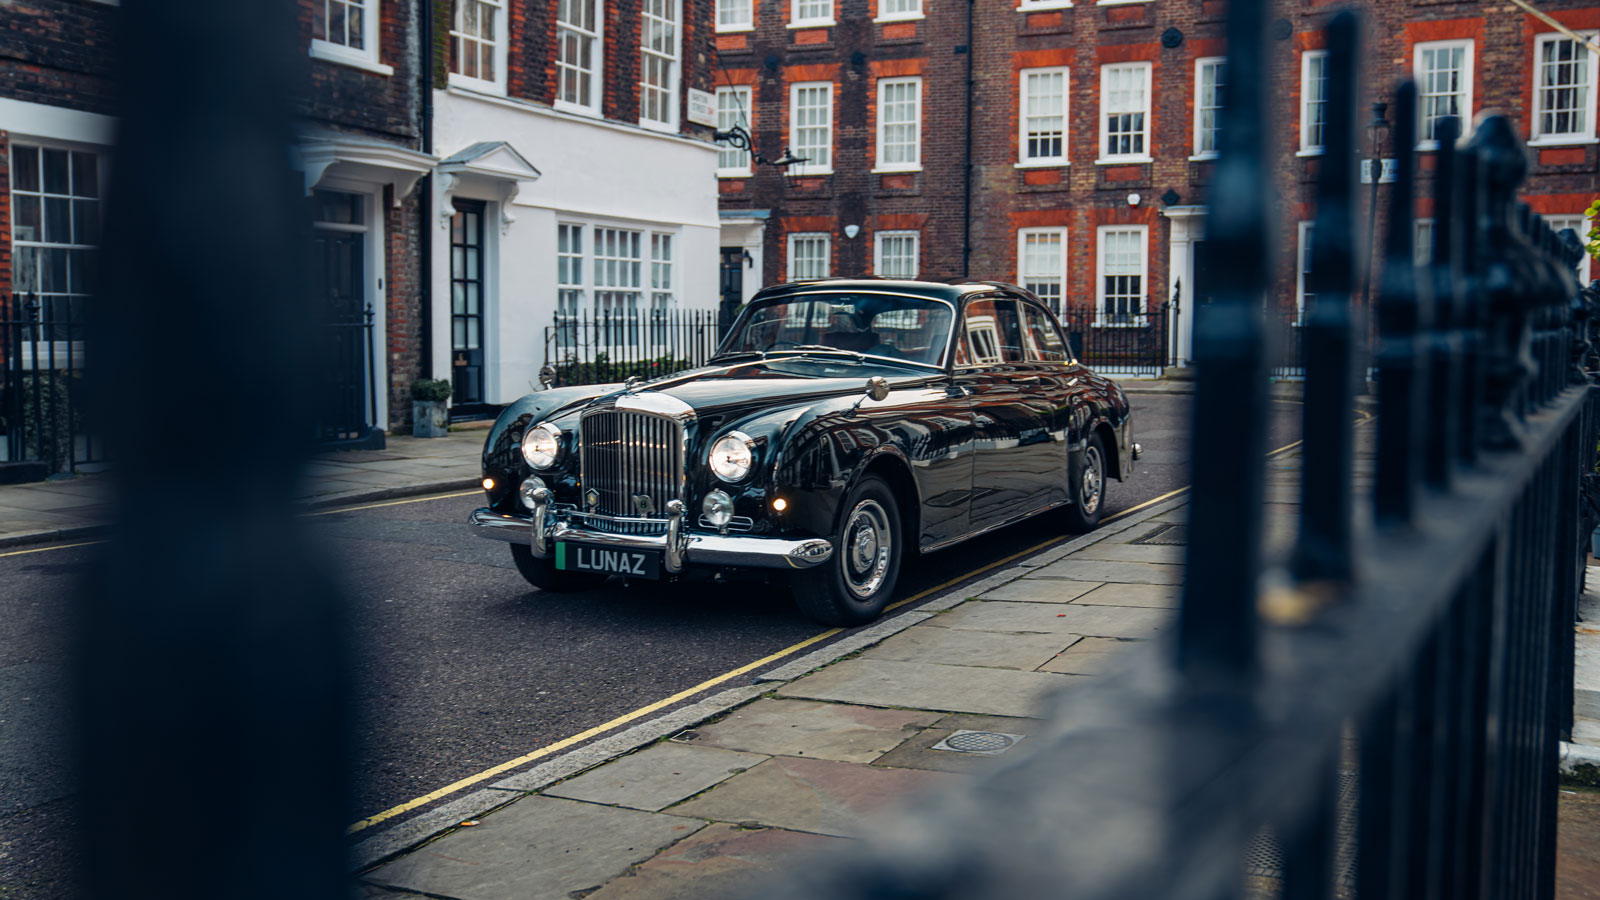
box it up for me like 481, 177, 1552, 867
961, 0, 974, 278
418, 0, 434, 379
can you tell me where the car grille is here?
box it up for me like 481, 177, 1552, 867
579, 408, 685, 534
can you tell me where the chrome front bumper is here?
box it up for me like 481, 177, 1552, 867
468, 506, 835, 572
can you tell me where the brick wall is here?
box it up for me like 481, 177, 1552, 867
0, 0, 119, 115
298, 0, 423, 143
720, 0, 1600, 318
386, 189, 425, 427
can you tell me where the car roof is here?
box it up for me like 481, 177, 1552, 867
749, 278, 1030, 305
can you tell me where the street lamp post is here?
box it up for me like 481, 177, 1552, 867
1362, 101, 1390, 306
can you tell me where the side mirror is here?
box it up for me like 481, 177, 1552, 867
865, 376, 890, 402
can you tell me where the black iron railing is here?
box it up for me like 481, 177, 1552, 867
769, 6, 1596, 900
1, 292, 100, 476
543, 307, 725, 387
1058, 299, 1170, 377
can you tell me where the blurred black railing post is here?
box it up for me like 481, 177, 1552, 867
1177, 0, 1269, 679
1374, 81, 1425, 525
75, 2, 352, 900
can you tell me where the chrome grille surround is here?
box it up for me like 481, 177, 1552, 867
578, 400, 690, 535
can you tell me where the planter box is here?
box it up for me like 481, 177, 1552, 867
413, 400, 449, 438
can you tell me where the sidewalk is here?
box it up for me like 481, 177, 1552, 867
0, 429, 487, 548
352, 439, 1600, 900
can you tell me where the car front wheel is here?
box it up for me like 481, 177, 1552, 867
791, 475, 903, 627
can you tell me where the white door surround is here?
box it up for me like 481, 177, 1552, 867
1162, 205, 1206, 367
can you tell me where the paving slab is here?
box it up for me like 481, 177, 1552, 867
859, 625, 1078, 671
668, 755, 955, 838
542, 743, 766, 812
584, 823, 847, 900
776, 656, 1077, 717
1037, 636, 1135, 675
364, 796, 705, 900
680, 698, 940, 763
1069, 542, 1185, 565
934, 601, 1172, 639
1029, 558, 1184, 584
1072, 582, 1182, 609
974, 579, 1103, 604
870, 713, 1038, 774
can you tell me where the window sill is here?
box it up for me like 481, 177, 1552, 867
1187, 152, 1219, 162
1015, 160, 1069, 168
717, 170, 753, 178
871, 165, 923, 173
1096, 0, 1151, 4
1095, 157, 1152, 165
554, 99, 603, 118
1529, 137, 1599, 147
310, 40, 393, 76
1018, 1, 1073, 9
640, 118, 680, 134
873, 13, 926, 23
787, 169, 835, 177
787, 20, 836, 28
448, 73, 505, 96
1296, 147, 1325, 157
714, 23, 756, 32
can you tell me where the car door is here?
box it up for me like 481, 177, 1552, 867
1018, 298, 1079, 508
956, 296, 1057, 530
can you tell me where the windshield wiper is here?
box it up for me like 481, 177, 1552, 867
709, 350, 767, 363
769, 345, 865, 361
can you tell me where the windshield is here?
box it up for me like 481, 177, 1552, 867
720, 292, 954, 367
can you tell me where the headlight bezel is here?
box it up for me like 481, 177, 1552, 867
521, 421, 563, 470
708, 431, 756, 483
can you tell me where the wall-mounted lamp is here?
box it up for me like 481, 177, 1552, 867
1127, 192, 1142, 208
742, 250, 754, 268
844, 224, 861, 239
712, 124, 810, 170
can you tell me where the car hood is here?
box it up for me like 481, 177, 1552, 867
561, 359, 939, 424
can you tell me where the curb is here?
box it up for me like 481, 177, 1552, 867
0, 477, 482, 550
346, 489, 1194, 873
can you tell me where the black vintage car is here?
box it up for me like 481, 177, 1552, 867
470, 279, 1135, 626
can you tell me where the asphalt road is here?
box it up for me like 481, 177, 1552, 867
0, 391, 1301, 899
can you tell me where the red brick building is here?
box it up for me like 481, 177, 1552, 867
714, 0, 1600, 366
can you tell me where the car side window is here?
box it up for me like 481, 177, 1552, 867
1021, 303, 1070, 362
962, 299, 1024, 366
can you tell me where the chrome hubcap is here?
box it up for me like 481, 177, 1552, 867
1080, 445, 1103, 515
841, 499, 892, 599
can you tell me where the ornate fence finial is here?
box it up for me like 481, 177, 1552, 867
1471, 116, 1535, 450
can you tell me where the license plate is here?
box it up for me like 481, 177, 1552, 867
556, 541, 662, 579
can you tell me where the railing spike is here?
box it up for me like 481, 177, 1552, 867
1374, 79, 1425, 525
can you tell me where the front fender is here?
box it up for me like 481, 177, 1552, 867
481, 384, 622, 511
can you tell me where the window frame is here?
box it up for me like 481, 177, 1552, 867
715, 0, 754, 32
1097, 61, 1153, 164
639, 0, 681, 132
1094, 224, 1148, 326
715, 85, 753, 177
789, 81, 834, 175
310, 0, 392, 75
790, 0, 835, 28
874, 0, 923, 23
556, 222, 585, 350
1414, 218, 1436, 268
8, 141, 104, 329
1018, 66, 1070, 167
873, 230, 920, 279
1016, 227, 1068, 314
1546, 214, 1594, 284
449, 0, 508, 94
874, 75, 923, 172
1531, 32, 1600, 146
555, 0, 604, 116
1192, 56, 1226, 160
1413, 38, 1475, 150
787, 232, 831, 280
1299, 50, 1328, 156
1296, 220, 1315, 320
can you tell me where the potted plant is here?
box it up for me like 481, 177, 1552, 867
412, 378, 452, 438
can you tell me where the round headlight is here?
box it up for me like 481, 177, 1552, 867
702, 489, 734, 527
521, 422, 561, 470
519, 475, 548, 509
708, 432, 754, 483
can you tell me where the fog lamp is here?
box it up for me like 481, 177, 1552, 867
772, 497, 788, 512
702, 490, 734, 527
482, 477, 496, 491
520, 475, 548, 510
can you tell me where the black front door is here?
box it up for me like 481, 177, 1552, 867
450, 200, 487, 406
310, 189, 377, 445
1191, 239, 1218, 308
719, 247, 744, 336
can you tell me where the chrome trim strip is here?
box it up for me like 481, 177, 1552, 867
468, 508, 834, 570
615, 391, 696, 419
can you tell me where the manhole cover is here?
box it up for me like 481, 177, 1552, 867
931, 730, 1026, 756
1130, 523, 1187, 545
